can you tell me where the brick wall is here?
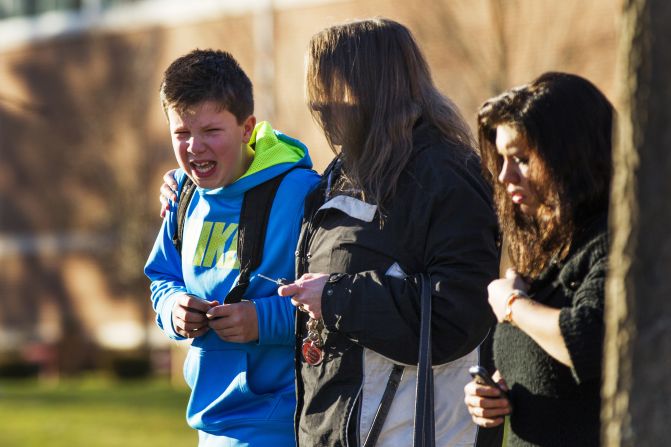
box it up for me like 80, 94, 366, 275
0, 0, 621, 369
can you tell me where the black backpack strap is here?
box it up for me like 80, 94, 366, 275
172, 176, 197, 254
223, 168, 295, 304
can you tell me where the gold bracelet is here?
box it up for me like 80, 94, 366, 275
503, 289, 528, 325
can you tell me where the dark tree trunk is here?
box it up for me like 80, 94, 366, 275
602, 0, 671, 445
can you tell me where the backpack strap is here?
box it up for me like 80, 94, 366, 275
224, 169, 294, 304
171, 169, 296, 304
172, 176, 198, 254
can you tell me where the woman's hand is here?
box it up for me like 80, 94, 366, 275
487, 268, 529, 322
463, 370, 512, 427
159, 169, 179, 218
278, 273, 329, 320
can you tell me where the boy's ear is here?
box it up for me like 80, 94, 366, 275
242, 115, 256, 143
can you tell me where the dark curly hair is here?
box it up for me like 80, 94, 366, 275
478, 72, 614, 278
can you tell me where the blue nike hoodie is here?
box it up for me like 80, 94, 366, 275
145, 122, 319, 445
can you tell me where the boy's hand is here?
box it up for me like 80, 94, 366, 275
172, 293, 219, 338
159, 169, 179, 218
206, 301, 259, 343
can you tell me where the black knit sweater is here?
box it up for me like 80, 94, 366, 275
494, 214, 608, 447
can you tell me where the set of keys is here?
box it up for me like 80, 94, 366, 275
256, 273, 325, 366
302, 318, 325, 366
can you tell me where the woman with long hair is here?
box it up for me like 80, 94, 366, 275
158, 18, 501, 447
277, 18, 500, 446
463, 72, 614, 446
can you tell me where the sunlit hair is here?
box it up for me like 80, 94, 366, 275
306, 18, 475, 208
160, 49, 253, 124
478, 72, 613, 278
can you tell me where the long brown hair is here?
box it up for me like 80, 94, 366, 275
306, 18, 474, 208
478, 72, 613, 278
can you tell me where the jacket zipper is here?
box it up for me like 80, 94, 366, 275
298, 160, 339, 275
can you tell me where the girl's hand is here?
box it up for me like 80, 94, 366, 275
463, 370, 512, 427
487, 268, 529, 322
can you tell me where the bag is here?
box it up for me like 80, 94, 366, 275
171, 170, 293, 304
363, 273, 435, 447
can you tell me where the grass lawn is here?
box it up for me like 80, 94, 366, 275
0, 375, 196, 447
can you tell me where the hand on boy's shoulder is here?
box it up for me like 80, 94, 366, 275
159, 168, 179, 218
206, 301, 259, 343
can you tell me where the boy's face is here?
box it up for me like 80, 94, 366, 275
167, 101, 255, 189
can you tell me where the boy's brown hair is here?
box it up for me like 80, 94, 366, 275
160, 49, 253, 123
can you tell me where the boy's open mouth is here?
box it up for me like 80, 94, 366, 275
190, 160, 216, 176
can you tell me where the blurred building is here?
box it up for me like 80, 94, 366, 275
0, 0, 620, 376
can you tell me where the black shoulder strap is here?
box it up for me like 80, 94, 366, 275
363, 273, 434, 447
414, 272, 435, 447
363, 364, 405, 447
172, 176, 198, 254
172, 169, 296, 304
224, 168, 296, 304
